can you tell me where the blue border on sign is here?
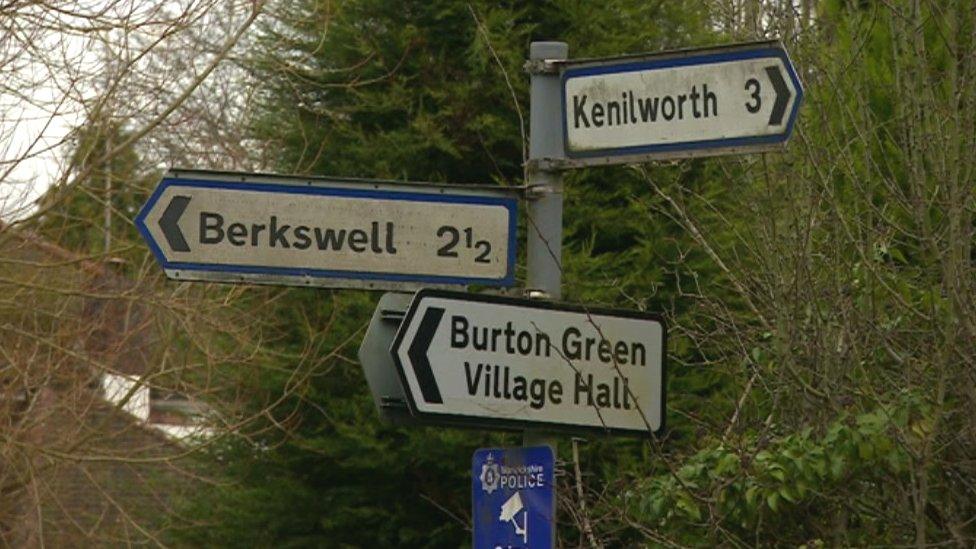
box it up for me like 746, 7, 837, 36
561, 46, 804, 159
135, 178, 519, 287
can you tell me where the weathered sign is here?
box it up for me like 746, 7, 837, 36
136, 170, 518, 290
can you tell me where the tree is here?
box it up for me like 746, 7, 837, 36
8, 0, 972, 545
171, 1, 720, 547
34, 121, 152, 257
203, 0, 976, 546
617, 0, 976, 545
0, 1, 276, 545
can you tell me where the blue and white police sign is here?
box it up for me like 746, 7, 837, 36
472, 446, 554, 549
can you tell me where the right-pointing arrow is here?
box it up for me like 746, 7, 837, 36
159, 195, 191, 253
408, 306, 445, 404
765, 65, 790, 126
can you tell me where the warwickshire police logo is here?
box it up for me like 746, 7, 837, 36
479, 453, 500, 494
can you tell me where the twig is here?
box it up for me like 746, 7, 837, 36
572, 438, 602, 548
467, 4, 527, 167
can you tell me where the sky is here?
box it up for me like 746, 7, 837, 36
0, 0, 230, 222
0, 5, 103, 222
0, 91, 78, 221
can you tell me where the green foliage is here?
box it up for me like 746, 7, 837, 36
173, 0, 723, 546
172, 286, 518, 547
625, 396, 929, 545
605, 0, 976, 545
247, 0, 711, 184
172, 0, 976, 547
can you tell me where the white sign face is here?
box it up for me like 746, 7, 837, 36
392, 290, 665, 434
136, 172, 518, 290
562, 41, 802, 164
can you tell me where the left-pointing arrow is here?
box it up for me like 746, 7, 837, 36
408, 306, 445, 404
159, 195, 191, 252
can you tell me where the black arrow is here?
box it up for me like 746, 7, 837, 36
765, 65, 790, 126
159, 195, 191, 252
408, 306, 445, 404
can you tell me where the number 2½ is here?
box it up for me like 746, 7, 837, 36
437, 225, 492, 263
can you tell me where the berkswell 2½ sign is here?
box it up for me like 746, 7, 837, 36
391, 290, 666, 435
136, 170, 518, 291
561, 40, 803, 165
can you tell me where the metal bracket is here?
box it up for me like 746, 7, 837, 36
523, 288, 551, 300
524, 157, 572, 174
379, 307, 407, 322
380, 396, 409, 410
523, 58, 562, 75
523, 184, 554, 201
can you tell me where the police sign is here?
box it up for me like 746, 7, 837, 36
473, 446, 554, 549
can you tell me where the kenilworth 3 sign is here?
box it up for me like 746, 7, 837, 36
560, 40, 803, 165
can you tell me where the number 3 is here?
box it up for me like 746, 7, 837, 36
745, 78, 761, 113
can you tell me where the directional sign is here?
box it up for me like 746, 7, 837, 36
473, 446, 554, 549
560, 40, 803, 165
136, 170, 518, 291
391, 289, 666, 435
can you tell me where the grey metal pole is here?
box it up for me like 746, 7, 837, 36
523, 41, 567, 452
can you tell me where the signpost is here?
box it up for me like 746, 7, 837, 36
136, 170, 518, 291
391, 289, 666, 435
141, 37, 803, 549
472, 446, 554, 549
559, 40, 803, 165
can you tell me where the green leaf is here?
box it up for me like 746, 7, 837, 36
676, 493, 702, 522
889, 247, 907, 263
857, 441, 873, 460
830, 456, 847, 480
780, 486, 798, 503
810, 456, 828, 478
715, 453, 740, 476
745, 485, 760, 508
